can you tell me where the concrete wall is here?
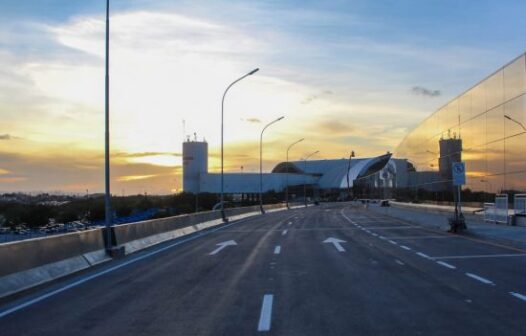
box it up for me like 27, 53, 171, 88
0, 229, 108, 298
0, 229, 105, 278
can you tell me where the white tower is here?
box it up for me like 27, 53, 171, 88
182, 139, 208, 193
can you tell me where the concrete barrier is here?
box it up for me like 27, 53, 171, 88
0, 229, 108, 298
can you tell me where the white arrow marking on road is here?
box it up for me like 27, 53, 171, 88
209, 240, 237, 255
323, 237, 347, 252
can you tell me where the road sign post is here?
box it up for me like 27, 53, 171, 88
450, 162, 467, 232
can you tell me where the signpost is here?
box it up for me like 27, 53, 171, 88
450, 162, 466, 232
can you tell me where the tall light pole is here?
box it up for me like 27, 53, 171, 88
104, 0, 112, 251
221, 68, 259, 221
285, 138, 304, 208
303, 150, 319, 207
259, 116, 284, 213
346, 150, 355, 201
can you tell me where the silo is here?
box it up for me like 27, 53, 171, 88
182, 140, 208, 193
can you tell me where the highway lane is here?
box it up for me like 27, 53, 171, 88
1, 203, 525, 335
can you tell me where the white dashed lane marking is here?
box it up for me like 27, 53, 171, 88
510, 292, 526, 302
416, 252, 431, 259
257, 294, 274, 332
436, 261, 456, 269
465, 273, 495, 285
274, 246, 281, 255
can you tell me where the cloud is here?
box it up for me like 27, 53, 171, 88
118, 174, 158, 182
0, 151, 181, 194
113, 152, 182, 158
301, 90, 333, 105
411, 86, 441, 97
315, 120, 354, 135
245, 117, 261, 123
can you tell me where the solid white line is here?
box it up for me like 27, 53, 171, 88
510, 292, 526, 302
0, 212, 296, 319
274, 246, 281, 255
400, 245, 411, 251
258, 294, 274, 332
465, 273, 494, 285
436, 261, 456, 269
416, 252, 431, 259
282, 229, 288, 236
388, 240, 398, 245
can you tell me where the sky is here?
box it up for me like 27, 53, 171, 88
0, 0, 525, 194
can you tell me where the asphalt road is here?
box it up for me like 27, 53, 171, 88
1, 203, 526, 335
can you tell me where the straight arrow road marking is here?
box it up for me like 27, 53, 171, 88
323, 237, 346, 252
209, 240, 237, 255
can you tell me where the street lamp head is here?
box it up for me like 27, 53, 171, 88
248, 68, 260, 75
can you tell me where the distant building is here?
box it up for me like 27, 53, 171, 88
182, 139, 392, 197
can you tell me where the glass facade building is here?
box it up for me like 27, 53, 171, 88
395, 53, 526, 198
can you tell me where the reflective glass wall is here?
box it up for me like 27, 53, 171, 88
395, 54, 526, 197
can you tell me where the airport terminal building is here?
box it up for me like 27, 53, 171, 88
182, 140, 392, 198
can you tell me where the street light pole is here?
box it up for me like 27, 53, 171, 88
346, 150, 355, 201
285, 138, 304, 208
259, 116, 284, 213
505, 115, 526, 131
104, 0, 112, 251
303, 150, 319, 207
221, 68, 259, 221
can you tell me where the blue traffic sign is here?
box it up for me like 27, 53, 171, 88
452, 162, 466, 186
